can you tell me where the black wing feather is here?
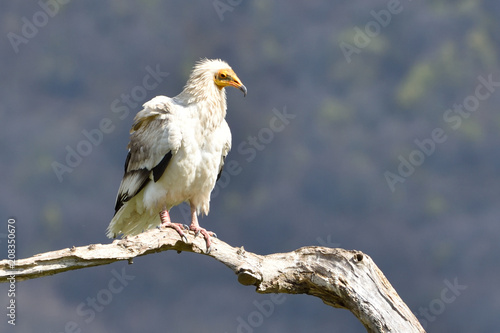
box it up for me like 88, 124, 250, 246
114, 170, 150, 213
216, 155, 226, 181
114, 151, 173, 214
152, 151, 172, 182
114, 151, 150, 214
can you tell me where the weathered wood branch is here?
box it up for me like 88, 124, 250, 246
0, 228, 424, 332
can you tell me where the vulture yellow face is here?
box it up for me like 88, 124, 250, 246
214, 69, 247, 96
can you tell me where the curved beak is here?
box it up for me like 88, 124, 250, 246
239, 84, 247, 97
222, 70, 247, 97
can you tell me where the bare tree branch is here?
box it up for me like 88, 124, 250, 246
0, 228, 425, 332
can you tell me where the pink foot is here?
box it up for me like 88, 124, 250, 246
159, 210, 188, 243
190, 225, 216, 254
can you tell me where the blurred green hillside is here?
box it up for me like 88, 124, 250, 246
1, 1, 499, 332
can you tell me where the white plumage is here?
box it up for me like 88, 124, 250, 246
106, 59, 246, 251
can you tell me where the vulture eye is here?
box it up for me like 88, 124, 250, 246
220, 73, 227, 79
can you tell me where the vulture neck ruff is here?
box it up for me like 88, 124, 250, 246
175, 59, 229, 131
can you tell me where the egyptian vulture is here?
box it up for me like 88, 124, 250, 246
106, 59, 246, 253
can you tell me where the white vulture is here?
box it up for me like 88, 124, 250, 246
106, 59, 246, 253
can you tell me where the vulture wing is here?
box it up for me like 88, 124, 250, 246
114, 96, 182, 214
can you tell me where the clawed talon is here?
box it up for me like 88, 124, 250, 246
159, 208, 215, 253
159, 210, 189, 243
159, 223, 189, 243
190, 225, 215, 253
180, 233, 188, 243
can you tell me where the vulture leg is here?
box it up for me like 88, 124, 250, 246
189, 204, 216, 254
159, 209, 188, 243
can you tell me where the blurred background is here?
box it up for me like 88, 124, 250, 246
1, 1, 499, 332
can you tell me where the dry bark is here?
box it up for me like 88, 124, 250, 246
0, 227, 425, 332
